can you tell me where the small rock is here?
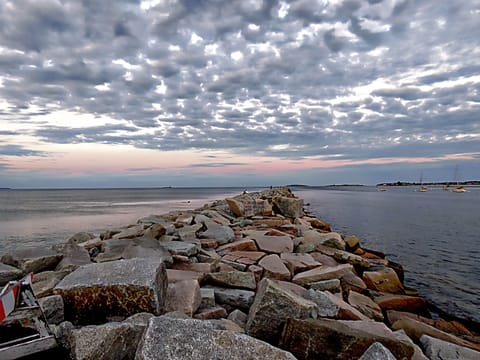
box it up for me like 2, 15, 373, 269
38, 294, 64, 325
228, 309, 248, 328
161, 241, 198, 256
67, 232, 96, 244
194, 306, 228, 320
359, 342, 397, 360
363, 267, 405, 294
309, 278, 342, 293
216, 239, 258, 254
348, 291, 384, 321
222, 251, 266, 265
258, 254, 291, 281
206, 271, 257, 290
164, 280, 201, 317
199, 287, 216, 309
210, 287, 256, 312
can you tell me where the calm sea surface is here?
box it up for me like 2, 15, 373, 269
1, 186, 479, 322
294, 186, 480, 323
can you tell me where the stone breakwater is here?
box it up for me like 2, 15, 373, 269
1, 187, 479, 360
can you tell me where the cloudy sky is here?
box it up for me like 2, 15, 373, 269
0, 0, 479, 188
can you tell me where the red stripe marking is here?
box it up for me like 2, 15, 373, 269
0, 302, 6, 322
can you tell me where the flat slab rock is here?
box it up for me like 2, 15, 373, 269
0, 263, 23, 285
136, 316, 297, 360
1, 247, 63, 274
54, 258, 167, 325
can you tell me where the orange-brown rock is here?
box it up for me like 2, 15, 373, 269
222, 251, 266, 265
304, 217, 331, 231
372, 293, 428, 313
363, 267, 405, 294
216, 239, 258, 254
199, 239, 218, 249
193, 306, 228, 320
252, 218, 292, 228
391, 318, 480, 352
386, 310, 473, 338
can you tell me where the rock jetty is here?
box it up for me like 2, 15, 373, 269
1, 187, 479, 359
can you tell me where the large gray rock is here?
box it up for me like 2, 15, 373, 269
0, 262, 22, 285
69, 322, 144, 360
420, 335, 480, 360
196, 215, 235, 245
54, 258, 167, 325
135, 316, 297, 360
1, 247, 63, 274
279, 318, 415, 360
246, 278, 317, 343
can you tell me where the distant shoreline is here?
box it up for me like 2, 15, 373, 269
377, 181, 480, 187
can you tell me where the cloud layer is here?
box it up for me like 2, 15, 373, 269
1, 0, 479, 186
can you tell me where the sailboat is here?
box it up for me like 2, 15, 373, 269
418, 172, 428, 192
452, 165, 467, 193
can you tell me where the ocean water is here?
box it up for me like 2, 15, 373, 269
294, 185, 480, 323
0, 187, 247, 253
1, 186, 479, 323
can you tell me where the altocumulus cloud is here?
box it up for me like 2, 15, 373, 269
0, 0, 479, 171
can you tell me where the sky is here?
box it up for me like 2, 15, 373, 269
0, 0, 479, 188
